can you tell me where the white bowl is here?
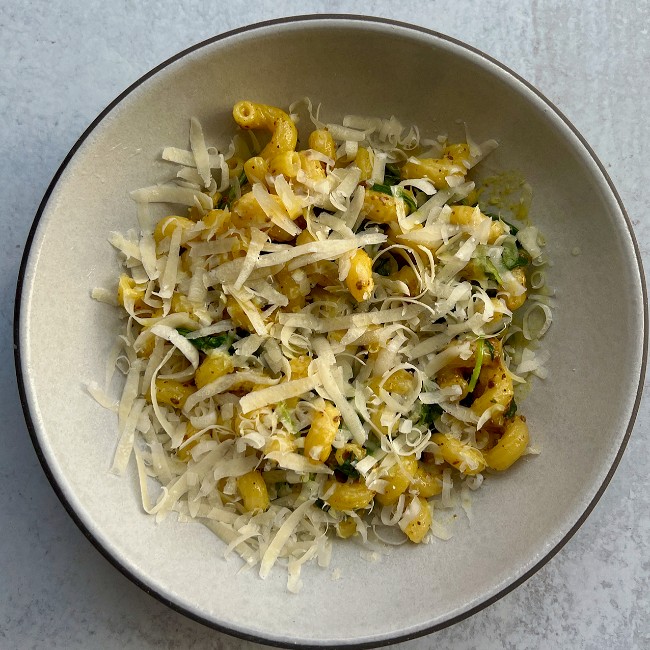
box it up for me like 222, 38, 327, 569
15, 15, 647, 648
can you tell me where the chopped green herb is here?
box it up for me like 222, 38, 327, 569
176, 329, 235, 352
502, 240, 530, 270
505, 399, 518, 419
417, 403, 443, 429
364, 437, 379, 455
484, 258, 504, 286
335, 459, 360, 480
484, 338, 495, 360
399, 191, 417, 212
374, 255, 395, 277
276, 402, 295, 433
384, 163, 402, 185
220, 172, 248, 208
217, 186, 237, 209
467, 339, 485, 393
371, 182, 393, 195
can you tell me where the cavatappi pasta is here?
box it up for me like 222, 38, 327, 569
94, 100, 552, 592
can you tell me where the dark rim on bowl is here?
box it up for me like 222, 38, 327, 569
13, 14, 648, 649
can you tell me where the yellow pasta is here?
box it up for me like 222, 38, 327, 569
237, 471, 270, 512
232, 101, 297, 159
395, 265, 419, 296
504, 267, 528, 311
334, 443, 366, 466
435, 367, 469, 401
485, 415, 530, 471
153, 215, 196, 244
243, 156, 269, 186
176, 423, 200, 462
304, 402, 341, 462
194, 352, 234, 389
324, 480, 375, 511
298, 151, 327, 182
369, 369, 414, 396
346, 248, 374, 301
354, 147, 373, 181
401, 143, 471, 189
202, 208, 231, 235
230, 192, 273, 229
376, 456, 417, 506
431, 433, 486, 475
410, 466, 443, 498
403, 497, 432, 543
227, 156, 245, 179
150, 379, 195, 409
308, 129, 336, 160
361, 189, 400, 223
336, 518, 357, 539
269, 151, 302, 178
449, 205, 505, 243
117, 274, 144, 306
471, 360, 515, 420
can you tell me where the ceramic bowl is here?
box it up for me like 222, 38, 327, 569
15, 15, 646, 648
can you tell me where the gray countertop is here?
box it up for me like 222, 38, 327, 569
2, 1, 648, 648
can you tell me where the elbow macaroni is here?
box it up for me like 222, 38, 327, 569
232, 101, 298, 159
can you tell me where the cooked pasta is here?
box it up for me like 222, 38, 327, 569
97, 99, 552, 592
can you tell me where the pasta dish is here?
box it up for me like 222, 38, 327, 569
93, 100, 552, 591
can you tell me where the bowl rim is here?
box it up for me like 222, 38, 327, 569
13, 13, 648, 649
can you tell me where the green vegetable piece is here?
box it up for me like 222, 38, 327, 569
505, 399, 518, 419
335, 459, 360, 480
176, 328, 235, 352
484, 338, 495, 360
502, 240, 530, 270
370, 182, 393, 195
399, 191, 417, 212
467, 339, 485, 393
220, 173, 247, 208
418, 403, 443, 428
374, 255, 395, 277
370, 183, 417, 212
276, 401, 296, 433
194, 333, 234, 352
364, 437, 379, 455
484, 258, 504, 286
383, 163, 402, 185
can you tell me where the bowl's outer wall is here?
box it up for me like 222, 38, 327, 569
18, 18, 645, 647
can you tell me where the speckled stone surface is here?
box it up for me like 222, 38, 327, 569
2, 1, 648, 649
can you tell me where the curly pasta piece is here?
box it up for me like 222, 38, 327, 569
233, 101, 298, 159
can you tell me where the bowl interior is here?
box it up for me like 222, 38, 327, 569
17, 17, 645, 647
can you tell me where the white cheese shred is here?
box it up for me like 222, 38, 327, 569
259, 500, 315, 579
